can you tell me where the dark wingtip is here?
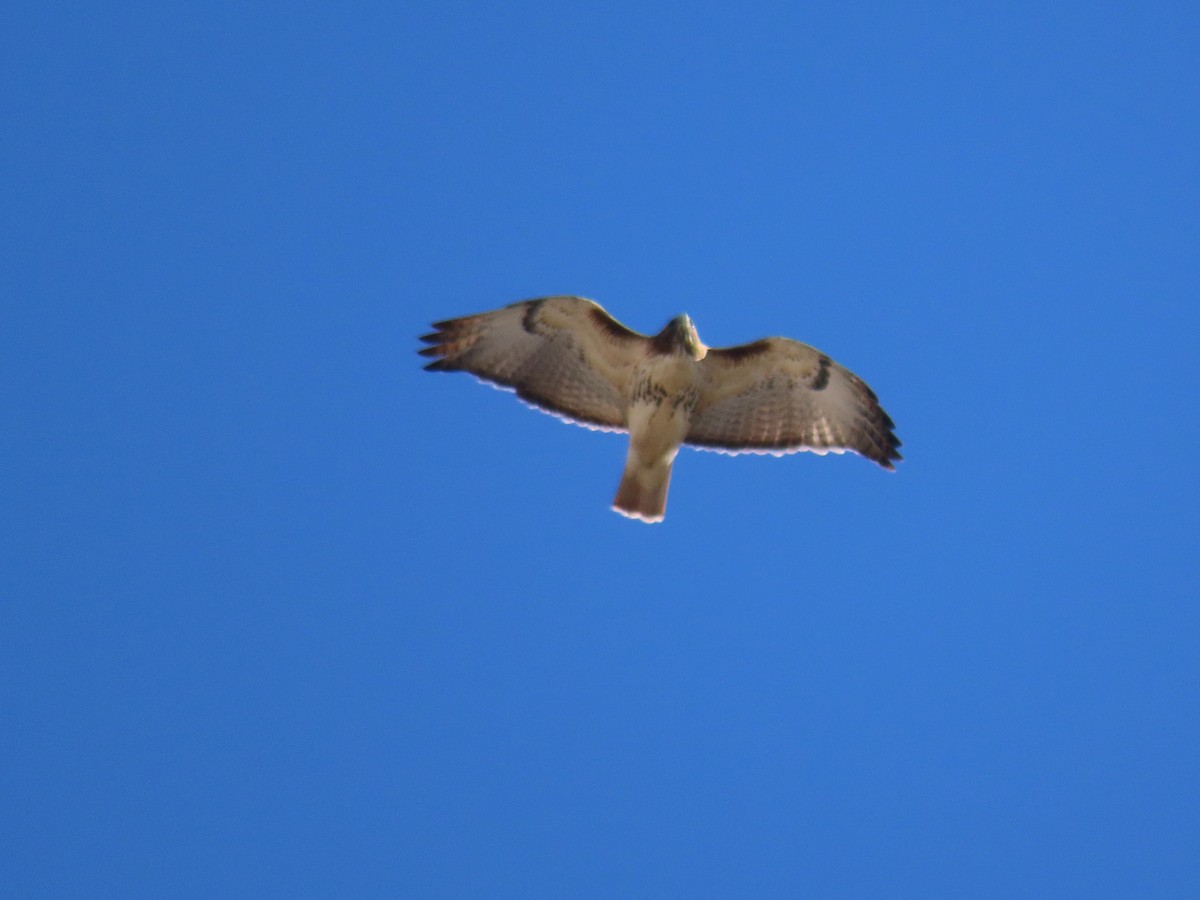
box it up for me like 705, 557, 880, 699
423, 358, 458, 372
866, 422, 902, 470
419, 331, 444, 344
417, 345, 444, 358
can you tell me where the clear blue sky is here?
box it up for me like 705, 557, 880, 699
4, 2, 1199, 896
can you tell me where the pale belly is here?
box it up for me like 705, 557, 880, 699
626, 356, 702, 465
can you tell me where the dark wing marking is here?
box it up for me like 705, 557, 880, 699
687, 337, 901, 468
420, 296, 648, 432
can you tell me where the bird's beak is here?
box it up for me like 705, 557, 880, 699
683, 314, 707, 359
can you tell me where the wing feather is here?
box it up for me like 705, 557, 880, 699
420, 296, 647, 431
687, 337, 901, 468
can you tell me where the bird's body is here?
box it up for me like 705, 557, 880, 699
420, 297, 900, 522
616, 333, 705, 521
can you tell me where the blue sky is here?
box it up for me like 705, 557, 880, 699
4, 1, 1199, 896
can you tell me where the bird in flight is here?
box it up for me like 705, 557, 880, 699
420, 296, 900, 523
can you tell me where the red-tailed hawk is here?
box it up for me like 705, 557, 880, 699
420, 296, 900, 523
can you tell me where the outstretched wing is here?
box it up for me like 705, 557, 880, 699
420, 296, 649, 432
687, 338, 901, 468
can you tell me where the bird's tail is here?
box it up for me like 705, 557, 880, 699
612, 458, 672, 524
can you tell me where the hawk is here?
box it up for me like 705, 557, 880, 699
420, 296, 900, 523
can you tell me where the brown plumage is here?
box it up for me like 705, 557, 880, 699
421, 296, 900, 522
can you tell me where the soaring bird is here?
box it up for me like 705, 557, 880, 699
420, 296, 900, 522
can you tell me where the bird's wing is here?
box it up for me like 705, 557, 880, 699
420, 296, 649, 432
686, 337, 901, 468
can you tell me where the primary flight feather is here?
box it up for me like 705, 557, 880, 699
420, 296, 900, 522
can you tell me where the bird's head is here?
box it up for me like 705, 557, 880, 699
654, 313, 708, 360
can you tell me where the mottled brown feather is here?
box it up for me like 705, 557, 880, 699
688, 336, 901, 468
421, 300, 902, 522
419, 296, 651, 432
